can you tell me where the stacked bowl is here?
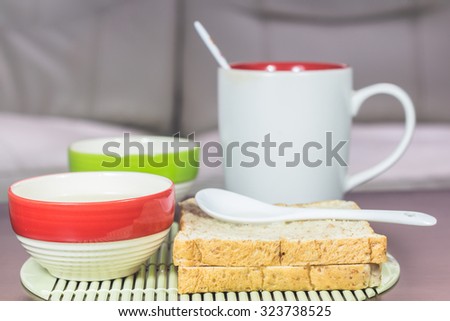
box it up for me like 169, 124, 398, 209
68, 135, 199, 201
9, 171, 175, 281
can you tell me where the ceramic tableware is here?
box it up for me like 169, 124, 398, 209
9, 171, 175, 281
69, 135, 199, 201
219, 61, 416, 203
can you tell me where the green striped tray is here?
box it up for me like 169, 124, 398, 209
20, 223, 400, 301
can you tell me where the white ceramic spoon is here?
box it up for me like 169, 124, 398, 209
194, 21, 231, 69
195, 188, 437, 226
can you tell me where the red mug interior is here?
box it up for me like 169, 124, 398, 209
231, 61, 347, 72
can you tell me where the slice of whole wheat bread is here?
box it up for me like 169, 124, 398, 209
173, 198, 387, 267
177, 264, 381, 294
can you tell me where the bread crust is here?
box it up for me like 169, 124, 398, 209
177, 264, 381, 294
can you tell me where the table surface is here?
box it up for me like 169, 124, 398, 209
1, 189, 449, 301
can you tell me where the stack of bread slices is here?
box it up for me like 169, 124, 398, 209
173, 198, 387, 294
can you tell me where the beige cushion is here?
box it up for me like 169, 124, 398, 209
0, 0, 177, 133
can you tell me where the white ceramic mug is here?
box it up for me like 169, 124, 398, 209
218, 61, 415, 204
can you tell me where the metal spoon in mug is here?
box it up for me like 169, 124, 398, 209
195, 188, 437, 226
194, 21, 231, 70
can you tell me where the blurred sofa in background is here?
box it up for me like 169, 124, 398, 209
1, 0, 450, 201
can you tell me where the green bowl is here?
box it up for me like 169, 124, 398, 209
68, 135, 200, 185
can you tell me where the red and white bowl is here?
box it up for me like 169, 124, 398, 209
9, 172, 175, 281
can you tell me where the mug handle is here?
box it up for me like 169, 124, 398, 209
345, 83, 416, 192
